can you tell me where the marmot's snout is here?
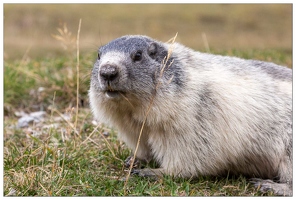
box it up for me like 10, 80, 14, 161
99, 64, 122, 98
100, 64, 119, 83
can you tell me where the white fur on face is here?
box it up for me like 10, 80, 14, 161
97, 52, 126, 89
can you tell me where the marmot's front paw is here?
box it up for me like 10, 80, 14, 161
250, 178, 292, 196
124, 155, 141, 169
131, 168, 164, 179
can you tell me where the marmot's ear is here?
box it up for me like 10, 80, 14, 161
148, 42, 158, 59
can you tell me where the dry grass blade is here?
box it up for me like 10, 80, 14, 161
202, 32, 210, 53
74, 19, 82, 130
123, 97, 154, 195
120, 92, 135, 109
157, 33, 178, 89
11, 45, 41, 82
87, 124, 123, 164
39, 182, 51, 196
123, 33, 178, 195
51, 108, 79, 136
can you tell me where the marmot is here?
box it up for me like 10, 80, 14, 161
89, 35, 292, 196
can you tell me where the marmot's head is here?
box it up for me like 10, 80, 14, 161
90, 35, 173, 102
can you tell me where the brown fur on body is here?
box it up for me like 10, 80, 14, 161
89, 35, 292, 196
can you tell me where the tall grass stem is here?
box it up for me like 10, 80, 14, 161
75, 19, 82, 130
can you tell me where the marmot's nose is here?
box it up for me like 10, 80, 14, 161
100, 64, 119, 82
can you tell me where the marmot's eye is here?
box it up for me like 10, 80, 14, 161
133, 51, 142, 61
97, 53, 100, 60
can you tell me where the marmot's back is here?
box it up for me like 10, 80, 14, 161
89, 35, 292, 196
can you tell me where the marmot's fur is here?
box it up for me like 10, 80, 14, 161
89, 35, 292, 196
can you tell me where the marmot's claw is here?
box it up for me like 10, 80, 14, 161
124, 155, 141, 169
131, 168, 140, 175
250, 178, 292, 196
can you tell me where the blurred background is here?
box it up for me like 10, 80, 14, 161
3, 3, 293, 112
4, 4, 292, 64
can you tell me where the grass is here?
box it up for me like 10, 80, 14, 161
3, 4, 292, 197
3, 110, 271, 196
